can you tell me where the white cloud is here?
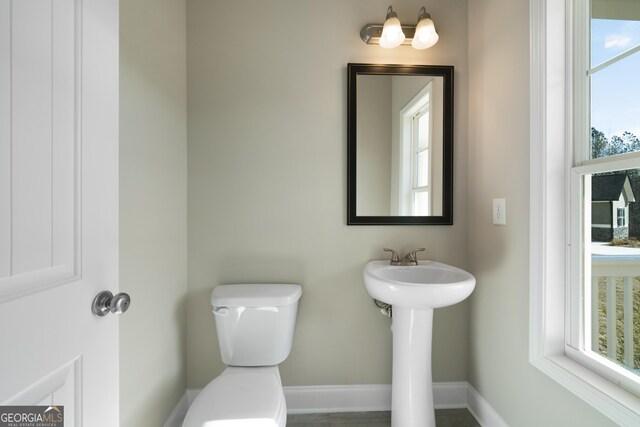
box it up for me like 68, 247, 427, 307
605, 34, 632, 49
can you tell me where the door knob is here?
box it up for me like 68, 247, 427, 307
92, 291, 131, 317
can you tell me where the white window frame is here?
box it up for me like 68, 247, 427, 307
530, 0, 640, 423
398, 82, 433, 215
410, 103, 432, 215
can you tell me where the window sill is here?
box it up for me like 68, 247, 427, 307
530, 351, 640, 424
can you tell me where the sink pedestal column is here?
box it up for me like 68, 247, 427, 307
391, 307, 435, 427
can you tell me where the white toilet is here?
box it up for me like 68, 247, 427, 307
182, 283, 302, 427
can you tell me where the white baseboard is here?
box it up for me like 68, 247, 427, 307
164, 381, 508, 427
282, 382, 470, 414
432, 382, 469, 409
466, 383, 509, 427
283, 384, 392, 414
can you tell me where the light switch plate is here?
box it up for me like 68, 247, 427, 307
493, 198, 506, 225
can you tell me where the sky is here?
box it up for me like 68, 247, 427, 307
591, 19, 640, 139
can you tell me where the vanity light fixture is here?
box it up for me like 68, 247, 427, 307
411, 7, 439, 49
379, 6, 405, 48
360, 5, 439, 50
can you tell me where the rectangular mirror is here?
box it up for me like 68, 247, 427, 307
347, 64, 454, 225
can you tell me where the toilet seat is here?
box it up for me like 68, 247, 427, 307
182, 366, 286, 427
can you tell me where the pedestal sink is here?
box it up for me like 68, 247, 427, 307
363, 260, 476, 427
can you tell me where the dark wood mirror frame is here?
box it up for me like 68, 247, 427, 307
347, 63, 454, 225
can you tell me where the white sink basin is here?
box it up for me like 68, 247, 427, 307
363, 259, 475, 427
363, 260, 475, 309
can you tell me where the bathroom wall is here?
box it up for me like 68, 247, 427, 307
356, 76, 392, 216
119, 0, 188, 426
467, 0, 616, 425
187, 0, 469, 388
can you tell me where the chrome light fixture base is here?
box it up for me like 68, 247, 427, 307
360, 24, 416, 46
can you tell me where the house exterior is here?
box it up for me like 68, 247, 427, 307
591, 174, 637, 241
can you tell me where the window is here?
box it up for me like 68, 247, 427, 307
411, 102, 431, 215
617, 207, 625, 227
568, 0, 640, 390
531, 0, 640, 423
399, 82, 433, 215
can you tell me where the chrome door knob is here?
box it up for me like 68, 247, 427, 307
110, 292, 131, 314
92, 291, 131, 317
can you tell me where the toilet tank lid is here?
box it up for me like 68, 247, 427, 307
211, 284, 302, 307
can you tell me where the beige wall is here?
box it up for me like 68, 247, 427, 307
356, 76, 392, 216
187, 0, 469, 388
467, 0, 616, 425
119, 0, 188, 426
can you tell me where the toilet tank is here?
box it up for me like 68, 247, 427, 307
211, 284, 302, 366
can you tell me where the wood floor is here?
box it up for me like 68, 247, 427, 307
287, 409, 480, 426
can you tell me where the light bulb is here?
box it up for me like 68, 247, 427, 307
411, 13, 439, 50
379, 7, 405, 48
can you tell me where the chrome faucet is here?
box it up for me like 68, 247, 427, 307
383, 248, 400, 264
383, 248, 426, 266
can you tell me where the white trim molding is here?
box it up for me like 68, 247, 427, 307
529, 0, 640, 424
284, 384, 393, 414
164, 382, 507, 427
466, 385, 509, 427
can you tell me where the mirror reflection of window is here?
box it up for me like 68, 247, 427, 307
399, 83, 433, 216
412, 90, 432, 215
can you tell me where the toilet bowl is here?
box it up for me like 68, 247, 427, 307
182, 284, 302, 427
183, 366, 286, 427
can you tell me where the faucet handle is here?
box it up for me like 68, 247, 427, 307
383, 248, 400, 264
409, 248, 426, 262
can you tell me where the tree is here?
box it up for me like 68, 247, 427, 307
592, 127, 608, 159
592, 128, 640, 158
623, 131, 640, 153
607, 135, 627, 157
591, 127, 640, 179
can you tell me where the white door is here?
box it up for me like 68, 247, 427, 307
0, 0, 119, 425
